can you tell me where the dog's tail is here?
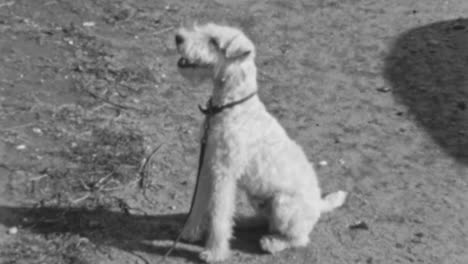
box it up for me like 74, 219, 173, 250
320, 190, 347, 213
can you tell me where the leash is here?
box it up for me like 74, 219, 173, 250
159, 92, 257, 262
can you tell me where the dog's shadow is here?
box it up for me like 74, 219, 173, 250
384, 18, 468, 164
0, 206, 266, 263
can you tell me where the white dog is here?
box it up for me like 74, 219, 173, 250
175, 23, 347, 263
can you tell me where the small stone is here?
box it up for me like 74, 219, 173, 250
169, 205, 176, 210
16, 144, 27, 150
82, 21, 96, 27
339, 159, 345, 165
71, 142, 78, 148
32, 127, 42, 134
318, 160, 328, 166
8, 227, 18, 235
349, 221, 369, 230
376, 86, 391, 93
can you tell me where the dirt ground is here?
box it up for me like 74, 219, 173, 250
0, 0, 467, 263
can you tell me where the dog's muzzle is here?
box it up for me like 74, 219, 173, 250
177, 57, 199, 68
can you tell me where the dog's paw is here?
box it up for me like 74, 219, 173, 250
199, 248, 230, 263
259, 235, 288, 253
181, 226, 203, 243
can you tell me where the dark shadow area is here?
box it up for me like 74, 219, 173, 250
384, 18, 468, 163
0, 206, 266, 263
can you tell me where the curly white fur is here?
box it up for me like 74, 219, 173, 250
175, 23, 347, 263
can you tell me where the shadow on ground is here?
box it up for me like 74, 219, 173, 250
0, 206, 266, 263
384, 18, 468, 163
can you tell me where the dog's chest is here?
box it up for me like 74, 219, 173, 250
201, 112, 253, 167
205, 112, 248, 142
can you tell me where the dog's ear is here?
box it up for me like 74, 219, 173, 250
221, 35, 254, 60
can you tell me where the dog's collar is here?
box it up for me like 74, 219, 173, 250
199, 92, 257, 116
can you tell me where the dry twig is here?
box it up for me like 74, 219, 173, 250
138, 144, 163, 189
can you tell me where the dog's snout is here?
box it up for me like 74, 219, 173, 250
175, 34, 184, 46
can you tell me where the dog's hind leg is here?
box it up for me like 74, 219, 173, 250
260, 194, 318, 253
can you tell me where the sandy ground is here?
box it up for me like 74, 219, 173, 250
0, 0, 467, 263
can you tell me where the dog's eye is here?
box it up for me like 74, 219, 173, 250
209, 37, 219, 48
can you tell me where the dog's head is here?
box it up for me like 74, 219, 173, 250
175, 23, 255, 85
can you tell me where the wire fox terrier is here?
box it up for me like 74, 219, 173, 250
175, 23, 347, 263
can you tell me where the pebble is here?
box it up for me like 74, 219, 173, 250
349, 221, 369, 230
32, 127, 42, 134
82, 21, 96, 27
376, 86, 391, 93
169, 205, 176, 210
8, 227, 18, 235
318, 160, 328, 166
16, 144, 27, 150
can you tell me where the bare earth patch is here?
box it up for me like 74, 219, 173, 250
0, 0, 467, 264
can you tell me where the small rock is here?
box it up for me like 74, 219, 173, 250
16, 144, 27, 150
339, 159, 345, 165
318, 160, 328, 166
32, 127, 42, 134
71, 142, 78, 148
349, 221, 369, 230
8, 227, 18, 235
376, 86, 391, 93
169, 205, 176, 210
82, 21, 96, 27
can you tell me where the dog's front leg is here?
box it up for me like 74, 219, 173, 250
181, 164, 211, 242
199, 172, 237, 263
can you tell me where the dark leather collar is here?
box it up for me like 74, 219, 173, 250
198, 92, 257, 116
